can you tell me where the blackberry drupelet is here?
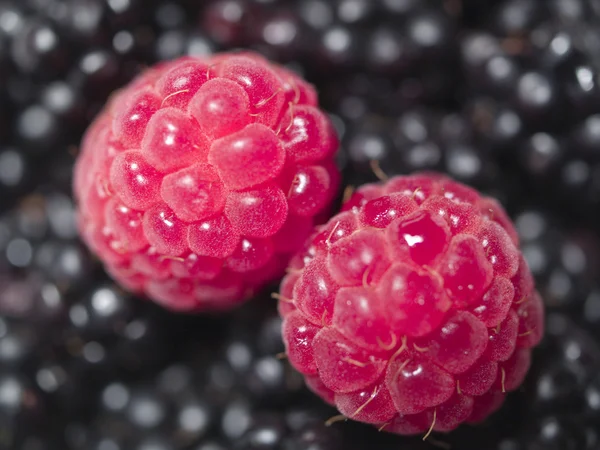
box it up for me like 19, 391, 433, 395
0, 369, 59, 449
0, 147, 33, 213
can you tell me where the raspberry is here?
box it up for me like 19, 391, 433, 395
278, 173, 544, 435
74, 52, 339, 311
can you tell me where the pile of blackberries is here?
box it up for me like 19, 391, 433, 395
1, 0, 599, 449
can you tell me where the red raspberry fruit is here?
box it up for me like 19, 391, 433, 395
73, 52, 339, 311
278, 173, 544, 435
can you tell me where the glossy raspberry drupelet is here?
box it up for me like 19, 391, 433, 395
278, 172, 544, 435
73, 52, 339, 311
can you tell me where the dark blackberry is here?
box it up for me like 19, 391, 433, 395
196, 0, 461, 108
0, 0, 165, 208
151, 1, 217, 63
16, 103, 66, 159
249, 8, 306, 63
10, 17, 70, 79
68, 377, 358, 450
0, 371, 56, 449
0, 148, 32, 212
514, 208, 600, 311
460, 0, 600, 220
313, 1, 457, 75
236, 413, 288, 449
64, 301, 368, 450
201, 0, 252, 48
320, 67, 457, 119
154, 26, 216, 62
208, 303, 305, 406
0, 191, 194, 434
583, 288, 600, 340
338, 107, 520, 209
420, 314, 598, 450
0, 192, 92, 285
66, 371, 214, 449
499, 314, 600, 450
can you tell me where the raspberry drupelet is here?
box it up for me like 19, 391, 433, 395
73, 52, 339, 311
278, 173, 544, 435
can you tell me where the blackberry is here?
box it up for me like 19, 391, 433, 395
0, 370, 59, 449
0, 0, 164, 209
0, 192, 193, 444
201, 0, 254, 49
198, 0, 461, 107
154, 26, 217, 62
153, 0, 219, 61
0, 191, 92, 282
10, 17, 71, 79
422, 313, 599, 450
67, 379, 358, 450
338, 107, 520, 210
180, 301, 305, 408
460, 0, 600, 221
0, 148, 32, 212
498, 314, 600, 450
64, 302, 370, 450
514, 208, 600, 311
583, 288, 600, 340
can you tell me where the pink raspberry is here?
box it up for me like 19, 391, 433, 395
73, 52, 339, 311
278, 173, 544, 435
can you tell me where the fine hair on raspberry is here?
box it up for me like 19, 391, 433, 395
73, 51, 339, 311
278, 172, 544, 435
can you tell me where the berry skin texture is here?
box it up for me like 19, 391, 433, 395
278, 173, 544, 435
74, 52, 339, 311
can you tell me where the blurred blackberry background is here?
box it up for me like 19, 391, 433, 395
1, 0, 600, 449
